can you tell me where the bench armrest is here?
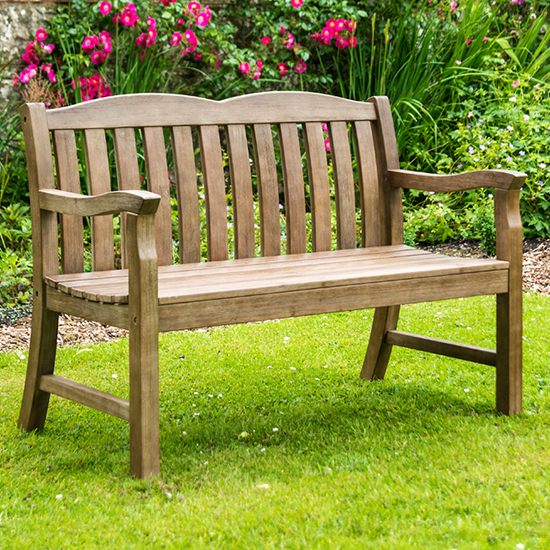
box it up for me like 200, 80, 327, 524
39, 189, 161, 216
388, 168, 527, 192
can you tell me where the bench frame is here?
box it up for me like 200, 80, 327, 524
18, 92, 526, 477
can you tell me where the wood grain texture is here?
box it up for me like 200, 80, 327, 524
83, 128, 115, 271
156, 271, 509, 332
303, 123, 332, 252
385, 330, 497, 366
329, 122, 356, 250
361, 305, 400, 380
53, 130, 84, 274
142, 127, 174, 266
18, 103, 60, 433
352, 121, 381, 247
495, 188, 523, 414
40, 375, 130, 421
113, 127, 141, 268
46, 92, 377, 130
278, 123, 307, 254
199, 125, 228, 261
251, 124, 280, 257
388, 168, 527, 192
368, 97, 403, 246
39, 189, 161, 216
226, 125, 255, 258
45, 248, 509, 305
171, 126, 201, 263
127, 213, 160, 477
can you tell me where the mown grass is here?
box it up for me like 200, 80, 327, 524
1, 294, 550, 549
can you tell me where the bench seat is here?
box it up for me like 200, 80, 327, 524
45, 245, 509, 329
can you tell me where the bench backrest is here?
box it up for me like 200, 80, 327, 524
21, 92, 403, 277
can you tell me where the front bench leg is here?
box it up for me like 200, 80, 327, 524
495, 188, 523, 415
18, 304, 59, 431
127, 213, 160, 478
361, 305, 400, 380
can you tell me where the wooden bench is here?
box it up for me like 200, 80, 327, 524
19, 92, 526, 478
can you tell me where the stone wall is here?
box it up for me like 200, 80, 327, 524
0, 1, 57, 103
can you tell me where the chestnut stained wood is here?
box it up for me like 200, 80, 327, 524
19, 91, 527, 480
278, 123, 307, 254
53, 130, 84, 274
142, 127, 173, 266
199, 125, 228, 262
251, 124, 280, 257
226, 125, 255, 259
83, 128, 115, 272
171, 126, 201, 264
303, 123, 332, 252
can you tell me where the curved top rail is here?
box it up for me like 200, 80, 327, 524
44, 91, 377, 130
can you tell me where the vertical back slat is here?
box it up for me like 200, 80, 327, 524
328, 122, 356, 250
226, 124, 255, 259
171, 126, 201, 264
251, 124, 280, 257
142, 127, 173, 266
353, 121, 381, 247
303, 123, 332, 252
83, 129, 114, 272
113, 127, 141, 268
277, 123, 306, 254
368, 96, 403, 245
53, 130, 84, 274
198, 125, 228, 262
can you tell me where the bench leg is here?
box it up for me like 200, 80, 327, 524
496, 291, 522, 415
18, 307, 59, 431
129, 322, 160, 478
361, 305, 400, 380
127, 212, 160, 478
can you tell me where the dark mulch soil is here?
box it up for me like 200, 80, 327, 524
0, 239, 548, 351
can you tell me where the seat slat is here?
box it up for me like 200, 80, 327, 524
304, 123, 332, 252
329, 122, 356, 250
171, 126, 201, 264
142, 127, 173, 266
53, 130, 84, 274
113, 127, 141, 268
226, 125, 255, 259
353, 121, 381, 247
199, 125, 228, 261
278, 123, 306, 254
251, 124, 280, 257
83, 129, 114, 272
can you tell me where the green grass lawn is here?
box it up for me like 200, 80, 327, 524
1, 294, 550, 549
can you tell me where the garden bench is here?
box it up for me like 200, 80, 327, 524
18, 92, 525, 478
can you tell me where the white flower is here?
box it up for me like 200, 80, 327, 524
260, 448, 266, 452
456, 60, 462, 65
56, 494, 63, 500
509, 96, 517, 102
464, 389, 470, 393
111, 374, 117, 379
257, 483, 270, 489
273, 427, 279, 432
524, 114, 530, 121
290, 367, 296, 370
538, 163, 546, 169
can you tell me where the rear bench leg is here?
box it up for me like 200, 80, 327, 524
496, 290, 522, 415
18, 307, 59, 431
361, 305, 400, 380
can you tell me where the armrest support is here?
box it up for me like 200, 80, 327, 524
39, 189, 161, 216
388, 168, 527, 192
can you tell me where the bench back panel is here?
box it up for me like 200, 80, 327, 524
23, 92, 401, 276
